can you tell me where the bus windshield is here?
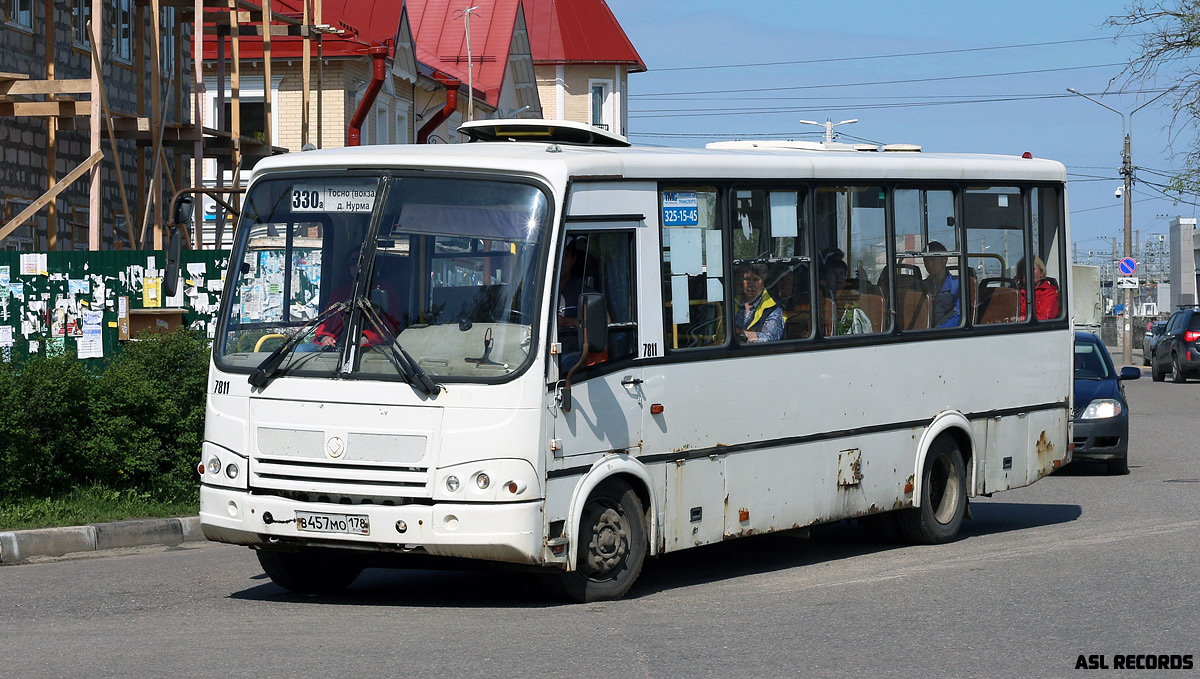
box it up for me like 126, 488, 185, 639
216, 174, 551, 382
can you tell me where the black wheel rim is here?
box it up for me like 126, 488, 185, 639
580, 498, 630, 580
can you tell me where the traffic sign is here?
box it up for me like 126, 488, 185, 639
1119, 257, 1137, 275
1117, 276, 1139, 289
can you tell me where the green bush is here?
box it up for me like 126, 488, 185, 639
0, 329, 210, 503
87, 329, 211, 500
0, 350, 94, 497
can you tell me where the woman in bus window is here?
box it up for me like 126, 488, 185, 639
1018, 256, 1061, 320
735, 262, 783, 343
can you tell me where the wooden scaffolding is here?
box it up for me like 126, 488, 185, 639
0, 0, 337, 251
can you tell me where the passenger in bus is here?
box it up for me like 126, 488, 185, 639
922, 241, 961, 328
818, 248, 850, 299
1017, 256, 1061, 320
313, 248, 402, 348
735, 262, 783, 343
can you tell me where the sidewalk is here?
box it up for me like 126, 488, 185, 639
0, 516, 204, 564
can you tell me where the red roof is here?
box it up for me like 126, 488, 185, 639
407, 0, 525, 108
200, 0, 406, 61
523, 0, 644, 71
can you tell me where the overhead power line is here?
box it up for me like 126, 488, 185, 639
649, 35, 1133, 73
630, 62, 1128, 98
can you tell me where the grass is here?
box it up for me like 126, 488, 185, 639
0, 486, 199, 532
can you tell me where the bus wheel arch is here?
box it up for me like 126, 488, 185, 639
558, 456, 656, 601
913, 413, 975, 507
902, 415, 973, 545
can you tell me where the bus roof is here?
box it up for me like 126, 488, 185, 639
249, 140, 1068, 186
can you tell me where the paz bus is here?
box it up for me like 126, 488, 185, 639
197, 119, 1072, 601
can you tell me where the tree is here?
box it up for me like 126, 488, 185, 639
1109, 1, 1200, 194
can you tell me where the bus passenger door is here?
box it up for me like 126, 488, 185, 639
552, 229, 643, 460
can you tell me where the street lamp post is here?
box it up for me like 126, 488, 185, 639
1066, 87, 1172, 367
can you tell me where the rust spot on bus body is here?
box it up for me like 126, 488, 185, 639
1036, 430, 1060, 472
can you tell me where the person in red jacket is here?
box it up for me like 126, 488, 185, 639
1018, 255, 1060, 321
314, 248, 402, 347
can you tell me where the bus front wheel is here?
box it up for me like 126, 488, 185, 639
557, 479, 647, 603
899, 438, 967, 545
256, 548, 364, 595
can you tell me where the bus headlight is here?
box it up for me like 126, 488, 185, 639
1080, 399, 1122, 420
201, 442, 248, 490
435, 459, 539, 501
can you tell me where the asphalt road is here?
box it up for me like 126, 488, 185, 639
2, 371, 1197, 679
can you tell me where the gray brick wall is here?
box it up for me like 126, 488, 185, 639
1, 2, 193, 250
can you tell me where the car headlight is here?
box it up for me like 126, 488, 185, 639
1080, 398, 1122, 420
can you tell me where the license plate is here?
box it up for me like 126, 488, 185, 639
295, 511, 370, 535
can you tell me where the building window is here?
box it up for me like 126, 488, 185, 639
112, 0, 132, 64
3, 0, 33, 30
72, 0, 90, 49
396, 109, 409, 144
3, 199, 37, 251
589, 80, 613, 131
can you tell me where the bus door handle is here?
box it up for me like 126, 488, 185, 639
621, 376, 643, 387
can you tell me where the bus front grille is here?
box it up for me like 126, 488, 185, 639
249, 456, 432, 500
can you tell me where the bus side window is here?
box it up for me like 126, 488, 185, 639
965, 187, 1026, 325
662, 188, 723, 350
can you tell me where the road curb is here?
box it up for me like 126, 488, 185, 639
0, 516, 203, 564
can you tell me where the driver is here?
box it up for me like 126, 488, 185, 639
313, 248, 402, 348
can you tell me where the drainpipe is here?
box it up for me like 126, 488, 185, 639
418, 72, 462, 144
347, 45, 390, 147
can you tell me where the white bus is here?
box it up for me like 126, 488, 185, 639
198, 120, 1072, 601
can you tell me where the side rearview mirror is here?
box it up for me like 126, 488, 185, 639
1119, 366, 1141, 381
172, 194, 195, 226
162, 228, 182, 299
577, 292, 608, 355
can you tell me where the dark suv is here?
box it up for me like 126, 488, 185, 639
1151, 307, 1200, 382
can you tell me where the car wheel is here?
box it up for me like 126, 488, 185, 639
1152, 353, 1165, 382
1107, 456, 1129, 475
1172, 353, 1186, 383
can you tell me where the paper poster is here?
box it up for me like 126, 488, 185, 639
143, 278, 162, 307
68, 279, 89, 295
671, 228, 703, 276
28, 340, 39, 354
671, 274, 690, 325
704, 232, 724, 278
78, 310, 104, 359
20, 253, 47, 276
10, 282, 23, 301
186, 262, 207, 277
0, 265, 9, 286
707, 278, 724, 303
0, 326, 12, 347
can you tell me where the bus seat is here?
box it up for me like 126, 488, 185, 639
821, 297, 835, 336
784, 305, 812, 340
858, 293, 886, 332
899, 290, 930, 330
978, 287, 1020, 324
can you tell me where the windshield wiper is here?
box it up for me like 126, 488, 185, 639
248, 302, 349, 388
356, 298, 442, 395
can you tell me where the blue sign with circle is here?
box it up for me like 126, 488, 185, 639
1118, 257, 1137, 275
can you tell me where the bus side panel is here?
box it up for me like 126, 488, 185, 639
1027, 408, 1070, 481
722, 430, 917, 539
980, 414, 1030, 493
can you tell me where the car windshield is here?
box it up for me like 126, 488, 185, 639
1074, 340, 1111, 380
216, 174, 551, 382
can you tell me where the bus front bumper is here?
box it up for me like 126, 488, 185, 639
200, 485, 545, 565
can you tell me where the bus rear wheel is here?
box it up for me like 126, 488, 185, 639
899, 439, 967, 545
556, 479, 647, 603
256, 548, 364, 595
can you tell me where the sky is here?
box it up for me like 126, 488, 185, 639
604, 0, 1194, 267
